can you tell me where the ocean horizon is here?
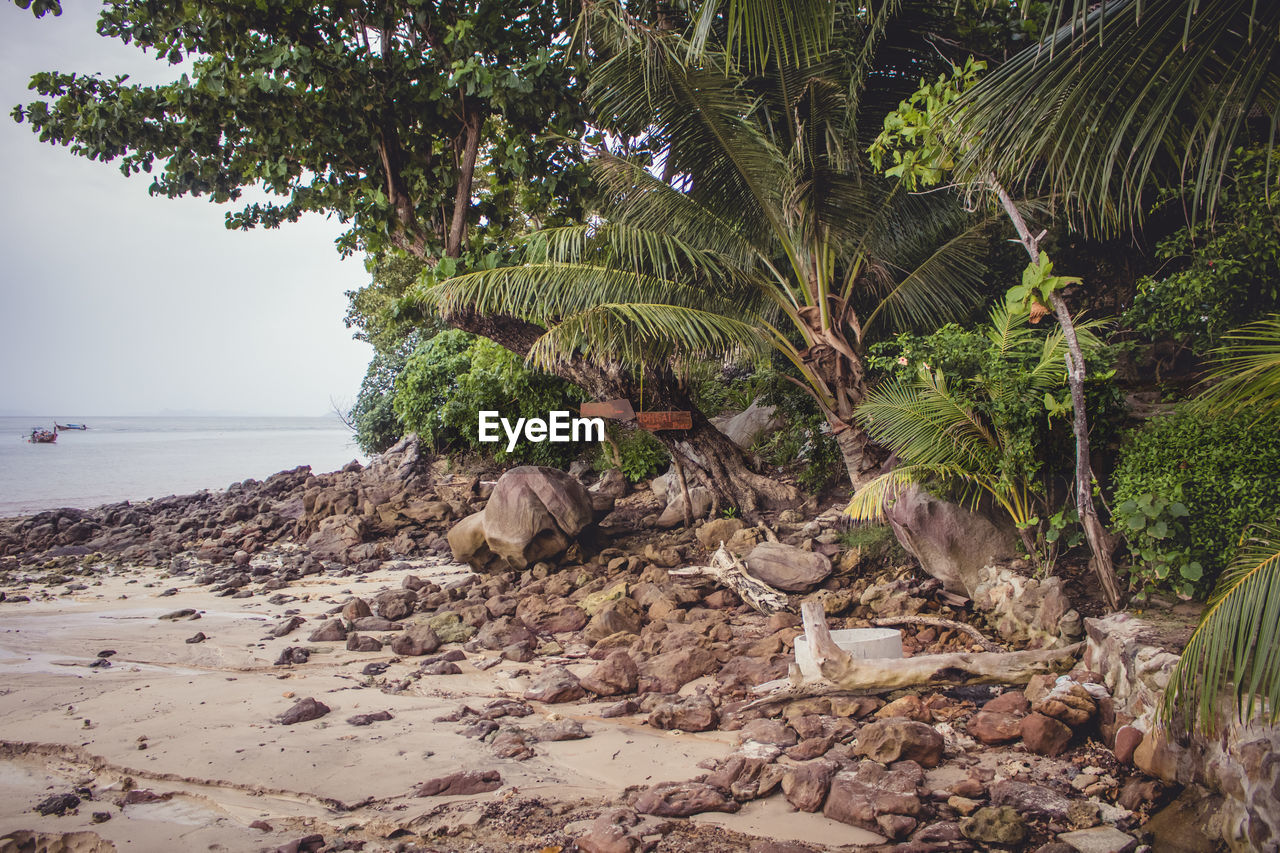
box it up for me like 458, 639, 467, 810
0, 416, 367, 518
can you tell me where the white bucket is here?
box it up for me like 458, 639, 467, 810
793, 628, 903, 681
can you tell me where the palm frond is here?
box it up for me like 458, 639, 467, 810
1165, 522, 1280, 735
688, 0, 836, 76
1196, 315, 1280, 419
526, 303, 769, 371
951, 0, 1280, 231
846, 462, 1000, 522
856, 374, 1000, 474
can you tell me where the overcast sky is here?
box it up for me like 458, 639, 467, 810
0, 2, 372, 417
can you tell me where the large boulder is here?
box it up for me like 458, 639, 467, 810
480, 467, 593, 569
711, 399, 780, 448
447, 511, 492, 568
305, 514, 366, 560
743, 541, 832, 592
884, 485, 1017, 597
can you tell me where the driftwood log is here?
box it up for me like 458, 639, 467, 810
799, 600, 1080, 692
670, 544, 789, 614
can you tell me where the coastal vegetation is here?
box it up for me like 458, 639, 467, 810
9, 1, 1280, 846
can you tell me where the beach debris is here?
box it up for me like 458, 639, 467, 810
669, 544, 789, 614
35, 793, 80, 816
276, 697, 330, 725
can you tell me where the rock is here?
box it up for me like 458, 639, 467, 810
447, 512, 493, 568
306, 618, 347, 642
272, 616, 305, 637
341, 597, 372, 621
634, 781, 739, 817
389, 624, 441, 656
584, 598, 643, 642
884, 484, 1017, 597
968, 710, 1024, 745
306, 513, 365, 559
520, 600, 589, 633
532, 718, 589, 742
159, 608, 199, 621
420, 660, 462, 675
637, 646, 719, 694
427, 611, 477, 644
589, 468, 628, 512
523, 665, 585, 703
277, 697, 330, 725
274, 647, 310, 665
575, 808, 643, 853
854, 719, 944, 768
374, 589, 416, 621
713, 400, 780, 448
35, 793, 80, 816
271, 835, 326, 853
491, 729, 534, 760
580, 651, 639, 697
1139, 787, 1224, 853
413, 769, 502, 797
738, 718, 799, 748
1056, 826, 1137, 853
648, 694, 717, 731
1020, 712, 1074, 756
697, 518, 746, 551
482, 466, 593, 568
655, 486, 712, 528
960, 806, 1027, 846
1113, 726, 1142, 765
823, 760, 924, 832
185, 632, 206, 644
347, 711, 393, 726
990, 780, 1072, 821
781, 760, 837, 812
351, 616, 400, 631
876, 694, 932, 723
1034, 683, 1097, 727
973, 563, 1080, 648
984, 690, 1031, 716
580, 581, 629, 615
345, 633, 383, 652
475, 616, 535, 650
742, 541, 832, 592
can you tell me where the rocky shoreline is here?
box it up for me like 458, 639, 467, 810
0, 437, 1268, 852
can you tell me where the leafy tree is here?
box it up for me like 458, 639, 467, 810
345, 252, 438, 356
426, 0, 993, 489
349, 332, 418, 454
10, 0, 788, 517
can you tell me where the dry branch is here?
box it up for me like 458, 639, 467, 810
670, 544, 789, 614
799, 600, 1079, 691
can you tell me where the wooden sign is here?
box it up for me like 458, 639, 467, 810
636, 410, 693, 431
581, 399, 635, 420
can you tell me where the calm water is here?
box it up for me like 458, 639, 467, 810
0, 417, 366, 518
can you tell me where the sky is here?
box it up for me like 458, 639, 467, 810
0, 2, 373, 417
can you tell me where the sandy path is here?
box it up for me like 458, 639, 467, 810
0, 565, 879, 850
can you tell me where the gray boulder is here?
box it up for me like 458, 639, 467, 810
743, 541, 832, 592
480, 466, 593, 569
884, 485, 1017, 597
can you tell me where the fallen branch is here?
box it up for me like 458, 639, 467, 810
670, 544, 789, 614
868, 615, 1003, 653
800, 601, 1079, 691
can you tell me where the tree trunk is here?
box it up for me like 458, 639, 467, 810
446, 107, 482, 259
446, 309, 795, 518
990, 178, 1124, 611
833, 422, 888, 487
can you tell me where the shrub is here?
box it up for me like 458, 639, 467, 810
393, 330, 587, 467
349, 332, 417, 454
1112, 407, 1280, 597
595, 426, 670, 483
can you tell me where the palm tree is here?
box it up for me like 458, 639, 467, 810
424, 0, 991, 488
1167, 316, 1280, 734
950, 0, 1280, 232
846, 304, 1103, 571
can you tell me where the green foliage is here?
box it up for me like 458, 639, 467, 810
394, 330, 586, 467
1007, 252, 1079, 314
12, 0, 61, 17
348, 333, 417, 455
867, 57, 986, 191
1165, 523, 1280, 736
345, 253, 436, 356
11, 0, 591, 262
851, 305, 1114, 570
836, 523, 895, 554
1112, 407, 1280, 597
595, 427, 670, 484
1197, 314, 1280, 421
1125, 148, 1280, 352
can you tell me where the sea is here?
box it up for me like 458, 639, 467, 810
0, 416, 367, 518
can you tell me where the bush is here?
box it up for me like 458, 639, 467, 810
595, 426, 670, 483
349, 332, 417, 454
1112, 407, 1280, 597
393, 330, 587, 467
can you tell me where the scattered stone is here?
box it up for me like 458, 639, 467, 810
960, 806, 1027, 845
580, 650, 639, 697
413, 770, 502, 797
1035, 683, 1097, 727
781, 760, 837, 812
822, 760, 923, 833
532, 718, 589, 742
389, 624, 440, 656
272, 833, 326, 853
276, 697, 330, 725
185, 632, 206, 644
272, 616, 305, 638
876, 694, 932, 723
1020, 711, 1074, 756
159, 609, 199, 621
491, 729, 534, 760
742, 541, 832, 592
990, 779, 1073, 821
854, 718, 945, 768
306, 619, 346, 642
35, 793, 80, 816
634, 782, 739, 817
523, 665, 585, 704
1056, 826, 1138, 853
969, 709, 1024, 744
341, 597, 372, 622
421, 660, 462, 675
345, 633, 383, 652
274, 647, 310, 666
649, 694, 717, 732
347, 711, 393, 726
